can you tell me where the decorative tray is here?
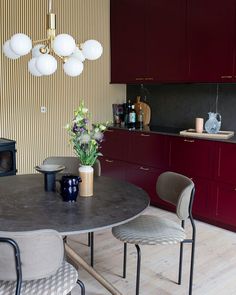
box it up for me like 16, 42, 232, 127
179, 129, 234, 139
35, 164, 65, 173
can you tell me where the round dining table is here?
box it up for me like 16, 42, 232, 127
0, 174, 149, 295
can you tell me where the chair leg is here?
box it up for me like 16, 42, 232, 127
88, 232, 91, 247
178, 241, 184, 285
90, 232, 94, 267
135, 244, 141, 295
77, 279, 85, 295
123, 243, 127, 278
189, 238, 196, 295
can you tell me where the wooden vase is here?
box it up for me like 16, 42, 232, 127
78, 165, 94, 197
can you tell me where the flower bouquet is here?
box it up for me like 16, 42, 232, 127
66, 101, 107, 196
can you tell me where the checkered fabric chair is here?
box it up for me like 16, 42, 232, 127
112, 171, 196, 295
0, 229, 85, 295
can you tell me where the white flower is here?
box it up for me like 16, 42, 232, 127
93, 131, 104, 141
82, 107, 88, 114
80, 133, 90, 144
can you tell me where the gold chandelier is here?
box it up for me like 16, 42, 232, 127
3, 0, 103, 77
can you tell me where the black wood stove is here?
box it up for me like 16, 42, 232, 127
0, 138, 17, 177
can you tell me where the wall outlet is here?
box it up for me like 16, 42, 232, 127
40, 106, 47, 113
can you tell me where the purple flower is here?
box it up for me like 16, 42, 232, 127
72, 123, 79, 133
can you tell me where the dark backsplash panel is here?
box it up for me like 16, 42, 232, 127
127, 84, 236, 131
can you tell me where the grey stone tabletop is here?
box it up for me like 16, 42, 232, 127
0, 174, 149, 235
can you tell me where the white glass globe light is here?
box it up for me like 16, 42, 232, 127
3, 40, 20, 59
10, 33, 32, 56
53, 34, 76, 56
36, 54, 57, 75
71, 47, 85, 62
81, 39, 103, 60
28, 58, 43, 77
32, 44, 45, 57
63, 57, 84, 77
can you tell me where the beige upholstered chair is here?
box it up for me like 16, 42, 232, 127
43, 156, 101, 267
112, 171, 196, 295
0, 229, 85, 295
43, 156, 101, 176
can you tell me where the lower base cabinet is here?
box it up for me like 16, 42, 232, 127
191, 176, 213, 220
100, 128, 236, 232
213, 182, 236, 229
99, 157, 126, 181
125, 164, 173, 209
100, 158, 174, 211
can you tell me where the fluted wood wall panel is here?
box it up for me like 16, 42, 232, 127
0, 0, 125, 174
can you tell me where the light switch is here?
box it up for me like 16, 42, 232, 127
40, 106, 47, 113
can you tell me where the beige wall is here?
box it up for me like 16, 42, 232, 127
0, 0, 125, 174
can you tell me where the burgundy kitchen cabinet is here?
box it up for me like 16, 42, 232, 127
100, 128, 236, 232
189, 176, 213, 220
212, 142, 236, 229
111, 0, 236, 83
99, 157, 126, 181
216, 142, 236, 184
188, 0, 235, 82
110, 0, 147, 83
147, 0, 188, 82
125, 163, 174, 210
213, 182, 236, 229
110, 0, 188, 83
100, 129, 131, 162
129, 132, 168, 168
169, 136, 216, 220
169, 136, 215, 179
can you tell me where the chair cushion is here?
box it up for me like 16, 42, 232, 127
112, 215, 186, 245
0, 261, 78, 295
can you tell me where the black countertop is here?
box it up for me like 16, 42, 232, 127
110, 124, 236, 144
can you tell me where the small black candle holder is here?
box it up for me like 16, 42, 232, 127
44, 172, 56, 192
35, 165, 65, 192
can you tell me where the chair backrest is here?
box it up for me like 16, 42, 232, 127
156, 171, 195, 220
0, 229, 64, 281
43, 156, 101, 176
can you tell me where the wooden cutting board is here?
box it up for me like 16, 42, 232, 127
134, 96, 151, 125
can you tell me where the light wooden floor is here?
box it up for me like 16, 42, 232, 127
70, 206, 236, 295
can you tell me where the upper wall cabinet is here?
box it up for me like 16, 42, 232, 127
147, 0, 188, 83
188, 0, 235, 82
110, 0, 147, 83
110, 0, 236, 83
110, 0, 188, 83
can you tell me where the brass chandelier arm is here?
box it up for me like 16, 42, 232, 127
32, 38, 49, 45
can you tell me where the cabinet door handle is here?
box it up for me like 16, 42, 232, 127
140, 166, 149, 171
184, 139, 195, 143
221, 75, 232, 79
135, 77, 145, 81
105, 159, 113, 163
145, 77, 154, 81
141, 133, 150, 137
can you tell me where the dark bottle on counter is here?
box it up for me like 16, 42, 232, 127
128, 105, 136, 129
136, 104, 144, 129
124, 100, 132, 126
